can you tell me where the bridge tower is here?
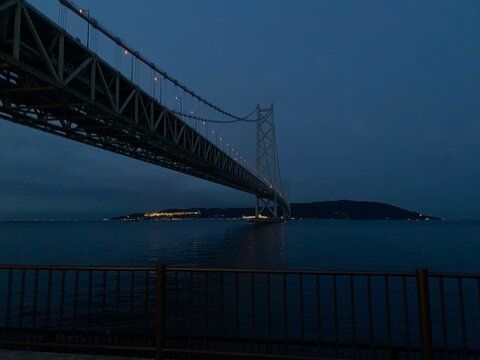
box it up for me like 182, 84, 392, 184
255, 104, 286, 219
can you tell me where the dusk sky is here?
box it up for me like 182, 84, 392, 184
1, 0, 480, 220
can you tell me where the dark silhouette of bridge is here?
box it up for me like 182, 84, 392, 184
0, 0, 289, 218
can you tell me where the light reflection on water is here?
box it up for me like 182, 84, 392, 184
0, 219, 479, 272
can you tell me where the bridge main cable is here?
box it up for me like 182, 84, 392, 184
58, 0, 256, 122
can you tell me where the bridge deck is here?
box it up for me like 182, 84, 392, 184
0, 0, 287, 208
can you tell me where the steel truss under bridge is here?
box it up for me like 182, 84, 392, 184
0, 0, 289, 214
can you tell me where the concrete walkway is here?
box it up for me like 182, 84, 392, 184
0, 350, 151, 359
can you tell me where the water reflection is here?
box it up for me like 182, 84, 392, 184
142, 221, 288, 269
1, 220, 480, 272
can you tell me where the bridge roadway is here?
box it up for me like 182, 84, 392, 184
0, 0, 288, 210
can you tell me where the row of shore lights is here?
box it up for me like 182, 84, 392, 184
78, 7, 269, 185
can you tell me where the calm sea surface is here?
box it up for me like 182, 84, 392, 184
1, 219, 480, 353
0, 219, 478, 272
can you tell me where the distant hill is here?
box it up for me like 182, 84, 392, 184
290, 200, 437, 220
111, 200, 437, 220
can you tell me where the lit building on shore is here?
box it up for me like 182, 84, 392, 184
143, 210, 201, 219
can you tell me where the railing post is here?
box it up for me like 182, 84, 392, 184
155, 264, 166, 360
416, 268, 433, 360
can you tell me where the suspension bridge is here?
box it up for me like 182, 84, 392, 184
0, 0, 290, 219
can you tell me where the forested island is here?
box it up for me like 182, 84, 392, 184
112, 200, 437, 221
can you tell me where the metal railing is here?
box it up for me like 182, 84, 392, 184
1, 265, 480, 359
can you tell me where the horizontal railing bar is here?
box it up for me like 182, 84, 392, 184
3, 264, 480, 279
171, 337, 414, 352
2, 331, 480, 357
167, 335, 480, 355
164, 347, 344, 360
0, 326, 154, 338
166, 347, 480, 357
0, 339, 154, 352
1, 327, 409, 351
167, 267, 416, 276
0, 264, 155, 271
429, 272, 480, 279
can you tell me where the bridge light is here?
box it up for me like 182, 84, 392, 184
79, 9, 83, 14
154, 77, 158, 81
220, 137, 222, 141
124, 49, 128, 55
